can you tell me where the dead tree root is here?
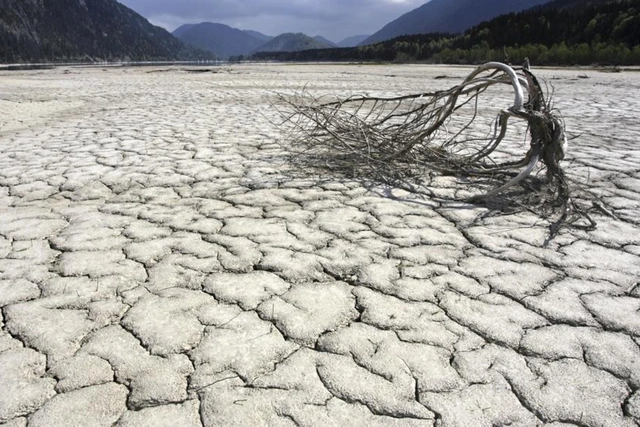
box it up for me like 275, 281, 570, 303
274, 61, 598, 239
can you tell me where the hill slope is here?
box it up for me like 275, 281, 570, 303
456, 0, 639, 51
0, 0, 211, 63
535, 0, 612, 10
172, 24, 197, 37
314, 36, 338, 48
243, 30, 272, 42
254, 33, 332, 53
252, 0, 640, 65
361, 0, 551, 45
338, 35, 370, 48
174, 22, 266, 59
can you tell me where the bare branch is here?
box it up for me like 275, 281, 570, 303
274, 62, 596, 237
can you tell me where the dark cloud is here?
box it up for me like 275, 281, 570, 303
118, 0, 425, 42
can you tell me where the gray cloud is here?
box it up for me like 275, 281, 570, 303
118, 0, 426, 42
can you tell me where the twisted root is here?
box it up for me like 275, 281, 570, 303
275, 61, 593, 236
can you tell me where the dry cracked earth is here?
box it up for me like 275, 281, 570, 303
0, 63, 639, 427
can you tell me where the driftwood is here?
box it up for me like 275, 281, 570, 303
275, 61, 595, 236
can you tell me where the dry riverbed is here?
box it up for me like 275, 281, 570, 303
0, 63, 639, 427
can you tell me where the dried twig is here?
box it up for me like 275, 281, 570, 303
274, 62, 596, 235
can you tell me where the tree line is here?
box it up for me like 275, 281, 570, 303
249, 0, 640, 65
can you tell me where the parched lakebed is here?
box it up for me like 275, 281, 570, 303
1, 63, 639, 427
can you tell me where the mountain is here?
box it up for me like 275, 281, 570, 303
361, 0, 551, 45
253, 33, 332, 53
174, 22, 267, 59
457, 0, 640, 51
337, 35, 370, 48
313, 36, 338, 47
173, 24, 197, 37
252, 0, 640, 66
243, 30, 272, 42
0, 0, 212, 63
535, 0, 613, 10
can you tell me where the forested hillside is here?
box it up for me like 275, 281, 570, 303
252, 33, 332, 54
174, 22, 266, 59
0, 0, 212, 63
252, 0, 640, 65
362, 0, 550, 45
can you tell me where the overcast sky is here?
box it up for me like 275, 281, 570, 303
118, 0, 426, 42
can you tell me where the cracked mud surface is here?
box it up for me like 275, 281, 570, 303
1, 64, 639, 427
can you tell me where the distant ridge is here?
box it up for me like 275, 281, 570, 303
174, 22, 268, 59
243, 30, 273, 42
337, 35, 370, 48
254, 33, 333, 53
534, 0, 611, 9
173, 24, 197, 37
0, 0, 211, 63
361, 0, 551, 45
313, 36, 338, 48
252, 0, 640, 66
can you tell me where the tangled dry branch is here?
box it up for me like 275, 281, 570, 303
275, 61, 596, 236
